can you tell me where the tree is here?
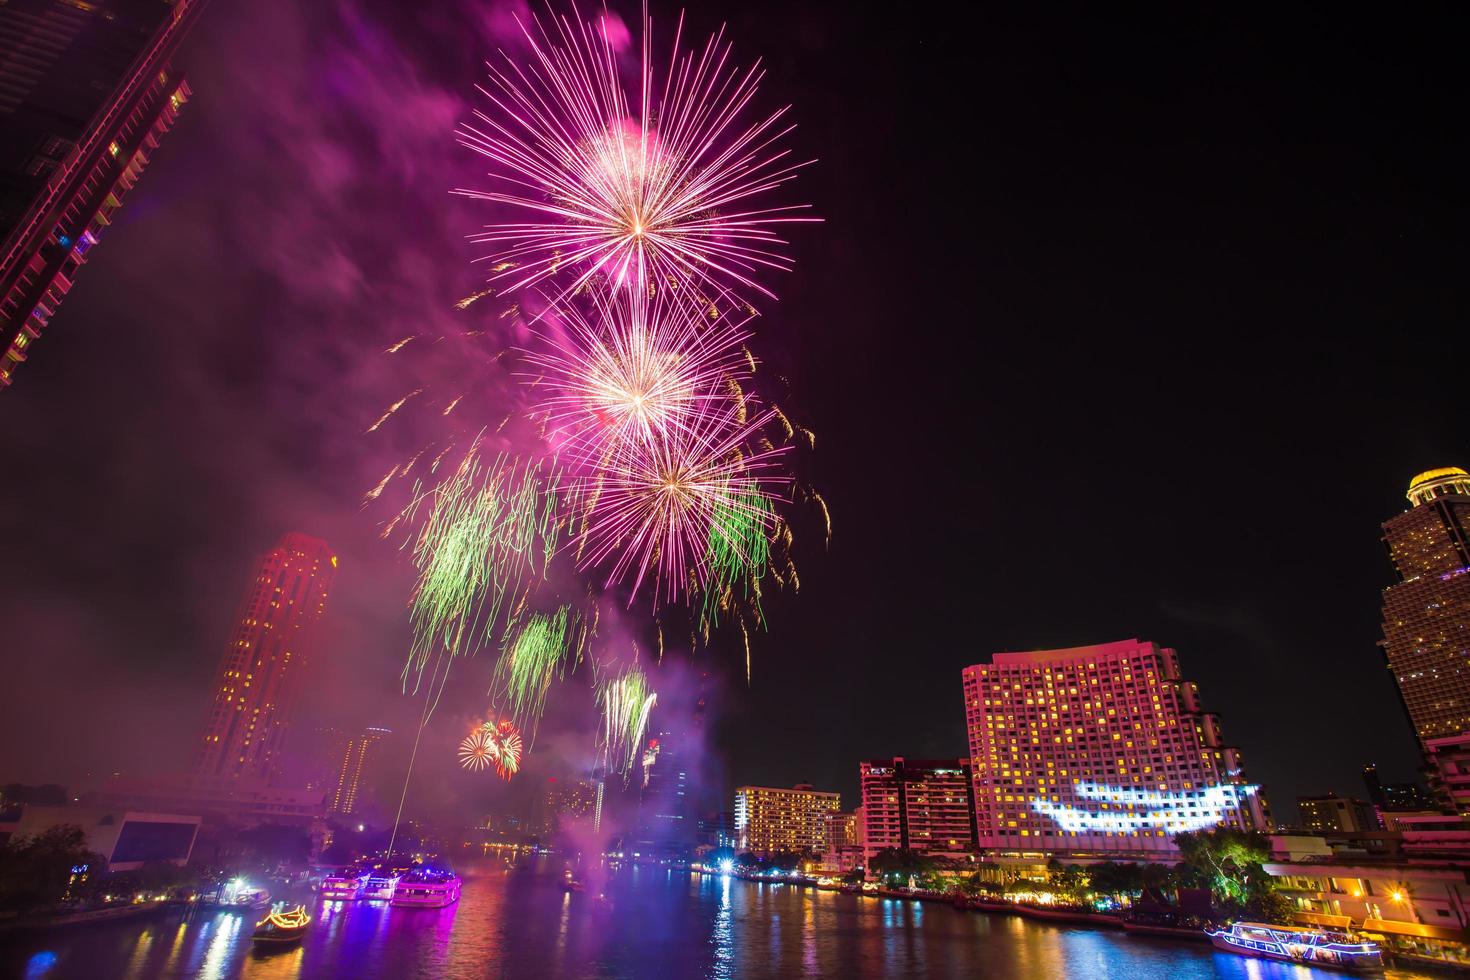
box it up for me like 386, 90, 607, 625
1174, 827, 1285, 921
867, 848, 934, 886
0, 825, 103, 912
841, 866, 866, 886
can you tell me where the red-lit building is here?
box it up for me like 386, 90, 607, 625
0, 0, 207, 388
196, 533, 337, 784
963, 638, 1266, 858
859, 758, 977, 862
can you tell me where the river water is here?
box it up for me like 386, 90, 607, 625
0, 860, 1439, 979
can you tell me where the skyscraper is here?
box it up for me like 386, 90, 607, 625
196, 533, 337, 784
859, 758, 977, 861
0, 0, 208, 388
963, 638, 1266, 857
631, 727, 692, 858
1380, 468, 1470, 742
327, 727, 390, 816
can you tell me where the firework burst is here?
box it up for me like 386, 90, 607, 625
577, 396, 785, 603
460, 718, 524, 779
455, 6, 817, 302
596, 664, 657, 775
522, 284, 754, 466
492, 605, 578, 735
399, 446, 577, 689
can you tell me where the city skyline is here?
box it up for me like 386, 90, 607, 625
0, 0, 1463, 823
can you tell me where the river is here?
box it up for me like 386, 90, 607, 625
0, 859, 1440, 979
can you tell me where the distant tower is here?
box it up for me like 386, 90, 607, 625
328, 727, 389, 815
0, 0, 209, 388
195, 534, 337, 784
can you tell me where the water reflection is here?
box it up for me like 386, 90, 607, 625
0, 862, 1443, 980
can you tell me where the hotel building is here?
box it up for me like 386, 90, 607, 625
1379, 467, 1470, 812
859, 758, 977, 861
963, 638, 1266, 858
195, 533, 337, 784
733, 783, 841, 857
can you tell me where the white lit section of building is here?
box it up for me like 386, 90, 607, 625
733, 784, 841, 857
963, 638, 1267, 857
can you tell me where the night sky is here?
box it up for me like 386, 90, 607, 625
1, 1, 1465, 823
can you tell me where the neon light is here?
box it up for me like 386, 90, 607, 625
1029, 781, 1257, 834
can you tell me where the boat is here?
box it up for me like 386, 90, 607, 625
253, 905, 311, 945
360, 869, 404, 902
1207, 921, 1383, 971
390, 869, 461, 908
319, 868, 372, 902
562, 870, 585, 893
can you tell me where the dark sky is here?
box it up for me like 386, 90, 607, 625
1, 1, 1465, 823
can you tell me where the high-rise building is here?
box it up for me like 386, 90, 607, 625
859, 758, 977, 860
1362, 764, 1435, 812
195, 533, 337, 784
1296, 794, 1377, 833
631, 727, 693, 858
0, 0, 208, 388
963, 639, 1266, 858
732, 783, 841, 857
327, 727, 389, 816
1379, 468, 1470, 749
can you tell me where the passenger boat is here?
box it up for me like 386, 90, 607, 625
1207, 921, 1383, 971
360, 869, 404, 902
319, 868, 371, 902
390, 870, 461, 909
253, 905, 311, 945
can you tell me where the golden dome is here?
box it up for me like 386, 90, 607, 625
1410, 467, 1469, 491
1407, 467, 1470, 505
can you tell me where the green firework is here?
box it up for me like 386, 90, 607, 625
402, 448, 578, 690
699, 487, 772, 629
596, 665, 658, 775
493, 605, 576, 735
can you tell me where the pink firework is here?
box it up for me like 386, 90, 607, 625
522, 284, 754, 465
577, 394, 786, 603
455, 5, 816, 302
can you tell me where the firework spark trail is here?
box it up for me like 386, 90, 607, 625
698, 486, 772, 629
576, 393, 786, 603
492, 604, 576, 737
522, 283, 754, 466
400, 445, 578, 689
454, 5, 818, 304
596, 664, 657, 775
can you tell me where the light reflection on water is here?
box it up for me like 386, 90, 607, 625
0, 861, 1442, 979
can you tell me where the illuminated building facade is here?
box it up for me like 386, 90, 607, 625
195, 534, 337, 783
859, 758, 977, 860
733, 783, 840, 857
1379, 468, 1470, 751
328, 727, 389, 816
963, 638, 1266, 857
0, 0, 207, 388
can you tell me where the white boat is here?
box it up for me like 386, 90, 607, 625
1207, 921, 1383, 972
319, 868, 371, 902
390, 869, 461, 909
360, 871, 403, 902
